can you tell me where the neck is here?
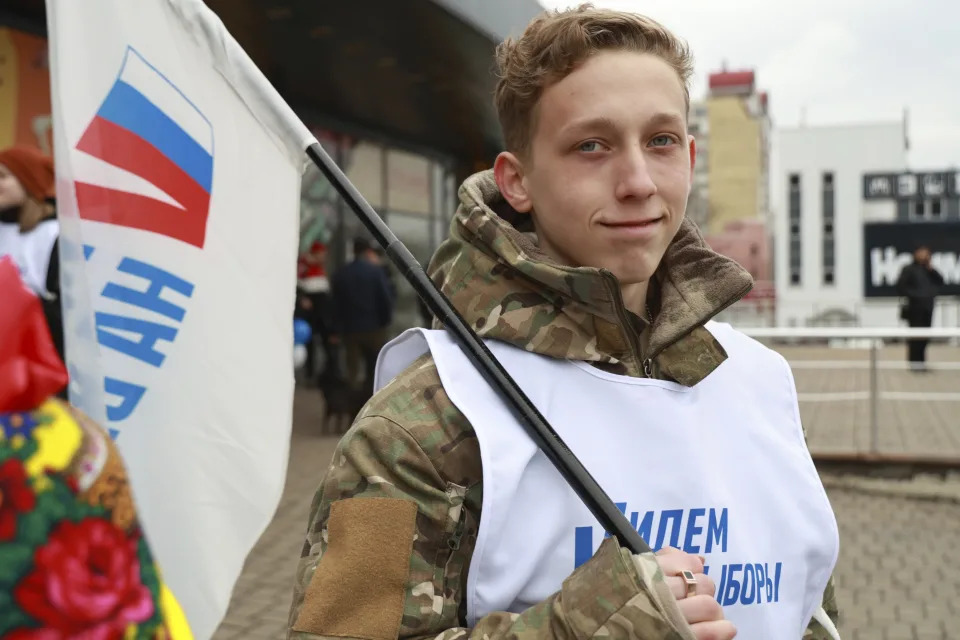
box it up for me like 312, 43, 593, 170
531, 225, 653, 321
17, 199, 54, 232
620, 281, 650, 321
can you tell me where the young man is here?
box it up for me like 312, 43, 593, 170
288, 6, 840, 640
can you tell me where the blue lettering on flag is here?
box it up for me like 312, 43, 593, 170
100, 257, 194, 322
79, 251, 197, 433
104, 377, 147, 423
96, 313, 178, 368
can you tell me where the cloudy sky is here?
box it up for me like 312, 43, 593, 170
538, 0, 959, 170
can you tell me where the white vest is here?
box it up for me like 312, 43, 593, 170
375, 322, 839, 640
0, 219, 59, 299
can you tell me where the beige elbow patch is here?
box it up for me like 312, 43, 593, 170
293, 497, 417, 639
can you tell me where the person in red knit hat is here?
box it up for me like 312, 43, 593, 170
0, 145, 64, 363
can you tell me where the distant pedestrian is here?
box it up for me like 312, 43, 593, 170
897, 245, 944, 372
330, 237, 395, 395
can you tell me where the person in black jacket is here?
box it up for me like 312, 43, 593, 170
330, 237, 396, 394
896, 245, 945, 372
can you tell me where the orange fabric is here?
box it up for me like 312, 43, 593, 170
0, 145, 55, 200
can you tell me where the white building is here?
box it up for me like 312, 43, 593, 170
773, 121, 960, 328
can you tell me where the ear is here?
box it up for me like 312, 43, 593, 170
687, 135, 697, 180
493, 151, 532, 214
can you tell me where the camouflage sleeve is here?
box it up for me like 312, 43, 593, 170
287, 357, 697, 640
803, 577, 840, 639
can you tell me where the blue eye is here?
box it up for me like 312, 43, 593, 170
578, 140, 602, 153
650, 135, 675, 147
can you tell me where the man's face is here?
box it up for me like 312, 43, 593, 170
916, 248, 931, 265
497, 51, 694, 286
0, 164, 27, 212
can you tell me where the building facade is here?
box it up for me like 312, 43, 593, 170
686, 100, 710, 230
774, 121, 960, 328
705, 69, 770, 236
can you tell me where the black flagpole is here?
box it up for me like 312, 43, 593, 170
305, 142, 651, 556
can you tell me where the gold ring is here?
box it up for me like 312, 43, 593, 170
679, 570, 697, 598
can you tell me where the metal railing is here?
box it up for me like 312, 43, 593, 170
738, 327, 960, 458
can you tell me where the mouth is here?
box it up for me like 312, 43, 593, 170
598, 216, 665, 236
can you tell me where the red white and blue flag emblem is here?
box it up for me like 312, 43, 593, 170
73, 47, 214, 248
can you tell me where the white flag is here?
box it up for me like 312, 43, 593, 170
46, 1, 316, 636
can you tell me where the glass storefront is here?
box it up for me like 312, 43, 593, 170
299, 127, 457, 336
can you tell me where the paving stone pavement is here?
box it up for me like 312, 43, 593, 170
772, 344, 960, 460
213, 381, 960, 640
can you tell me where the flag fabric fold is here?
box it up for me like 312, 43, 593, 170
46, 1, 318, 636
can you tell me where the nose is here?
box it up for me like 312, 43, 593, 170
614, 144, 657, 201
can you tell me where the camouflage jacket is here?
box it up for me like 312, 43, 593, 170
287, 171, 839, 640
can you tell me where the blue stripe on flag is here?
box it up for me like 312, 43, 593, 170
97, 81, 213, 192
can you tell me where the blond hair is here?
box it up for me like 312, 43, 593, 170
494, 4, 693, 155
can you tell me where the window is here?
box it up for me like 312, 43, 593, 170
788, 173, 802, 286
931, 199, 943, 218
914, 200, 925, 219
822, 172, 835, 286
823, 242, 835, 263
897, 200, 911, 221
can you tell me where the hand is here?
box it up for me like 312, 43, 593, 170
656, 547, 736, 640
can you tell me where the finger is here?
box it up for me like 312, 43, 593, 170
655, 549, 705, 576
689, 620, 737, 640
656, 547, 705, 566
677, 594, 726, 625
664, 572, 716, 600
695, 572, 716, 597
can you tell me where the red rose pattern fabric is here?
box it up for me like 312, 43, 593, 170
14, 518, 154, 639
0, 458, 36, 540
0, 402, 175, 639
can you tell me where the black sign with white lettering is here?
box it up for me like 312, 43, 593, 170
863, 171, 960, 200
863, 222, 960, 297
